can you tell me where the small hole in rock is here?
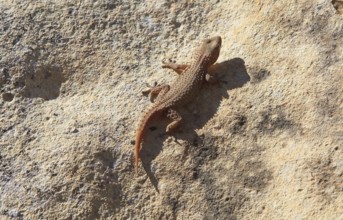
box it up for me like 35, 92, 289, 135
2, 93, 14, 102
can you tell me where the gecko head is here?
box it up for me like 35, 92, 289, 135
200, 36, 222, 66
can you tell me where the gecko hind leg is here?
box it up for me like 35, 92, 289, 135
162, 58, 189, 74
166, 108, 182, 133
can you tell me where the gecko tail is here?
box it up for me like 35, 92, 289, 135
135, 130, 143, 175
134, 106, 162, 175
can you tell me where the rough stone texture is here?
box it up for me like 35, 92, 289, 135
0, 0, 342, 219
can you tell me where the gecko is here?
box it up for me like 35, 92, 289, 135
134, 36, 222, 174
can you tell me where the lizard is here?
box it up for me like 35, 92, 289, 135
134, 36, 222, 174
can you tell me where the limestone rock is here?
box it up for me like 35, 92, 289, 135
0, 0, 342, 219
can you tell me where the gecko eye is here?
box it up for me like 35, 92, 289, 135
205, 39, 211, 44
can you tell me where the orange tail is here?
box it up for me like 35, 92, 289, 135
135, 129, 143, 174
134, 106, 162, 175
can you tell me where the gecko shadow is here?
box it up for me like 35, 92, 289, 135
140, 57, 250, 191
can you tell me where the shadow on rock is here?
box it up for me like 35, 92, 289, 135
21, 64, 66, 100
140, 122, 168, 192
140, 57, 250, 191
175, 57, 250, 137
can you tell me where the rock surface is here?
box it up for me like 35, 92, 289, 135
0, 0, 342, 219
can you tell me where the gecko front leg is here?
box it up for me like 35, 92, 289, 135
162, 58, 189, 74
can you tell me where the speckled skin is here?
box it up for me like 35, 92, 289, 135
135, 36, 222, 174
